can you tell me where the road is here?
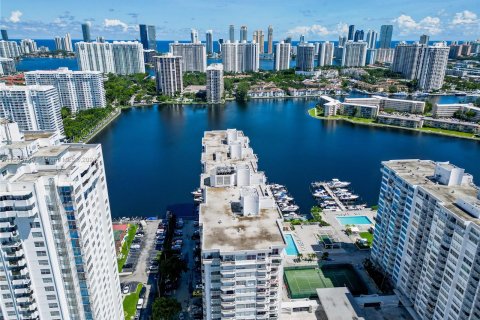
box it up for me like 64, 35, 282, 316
175, 220, 197, 319
121, 220, 159, 319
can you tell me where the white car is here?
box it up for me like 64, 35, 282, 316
123, 286, 129, 294
137, 298, 144, 309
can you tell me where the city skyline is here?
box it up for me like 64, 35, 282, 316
0, 0, 479, 41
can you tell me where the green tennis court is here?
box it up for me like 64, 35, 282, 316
284, 265, 368, 299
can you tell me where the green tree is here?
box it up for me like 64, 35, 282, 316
424, 101, 433, 114
152, 297, 181, 320
158, 254, 188, 283
235, 81, 250, 102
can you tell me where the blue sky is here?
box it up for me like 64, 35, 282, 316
1, 0, 479, 41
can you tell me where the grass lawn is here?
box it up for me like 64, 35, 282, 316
420, 126, 476, 138
359, 232, 373, 246
117, 224, 139, 272
123, 283, 143, 320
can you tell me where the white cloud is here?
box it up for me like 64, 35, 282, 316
451, 10, 478, 25
103, 18, 133, 32
9, 10, 22, 23
393, 14, 442, 35
287, 24, 341, 38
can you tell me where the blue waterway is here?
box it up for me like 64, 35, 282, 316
89, 100, 480, 218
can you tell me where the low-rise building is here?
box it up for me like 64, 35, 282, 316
248, 83, 286, 98
288, 88, 326, 97
345, 96, 425, 114
423, 117, 480, 133
340, 102, 379, 119
432, 103, 480, 121
377, 113, 424, 128
316, 96, 342, 116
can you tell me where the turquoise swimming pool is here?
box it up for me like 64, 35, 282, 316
336, 216, 372, 225
285, 234, 300, 256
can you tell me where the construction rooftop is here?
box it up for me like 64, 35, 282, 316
383, 159, 480, 224
199, 129, 284, 252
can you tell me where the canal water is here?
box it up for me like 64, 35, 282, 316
91, 99, 480, 218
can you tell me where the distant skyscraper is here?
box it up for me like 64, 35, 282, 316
96, 36, 105, 43
1, 29, 8, 41
299, 34, 305, 43
20, 39, 37, 54
419, 34, 430, 45
0, 58, 16, 75
285, 37, 292, 44
154, 54, 183, 96
206, 64, 224, 103
348, 25, 355, 41
253, 30, 265, 53
267, 25, 273, 54
218, 39, 224, 53
169, 42, 207, 72
296, 43, 315, 72
206, 30, 214, 55
55, 33, 73, 52
341, 41, 367, 67
366, 30, 378, 49
0, 41, 20, 58
240, 26, 248, 42
221, 41, 259, 72
274, 41, 291, 71
229, 25, 235, 42
82, 23, 92, 42
139, 24, 157, 50
191, 29, 199, 44
378, 25, 393, 49
318, 41, 334, 66
338, 36, 347, 47
375, 48, 395, 64
0, 84, 64, 133
354, 30, 364, 42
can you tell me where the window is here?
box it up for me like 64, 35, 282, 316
45, 286, 55, 292
30, 222, 41, 228
46, 295, 56, 300
40, 269, 51, 275
38, 260, 49, 266
49, 303, 58, 308
34, 241, 45, 247
43, 278, 53, 283
32, 232, 43, 238
37, 251, 47, 257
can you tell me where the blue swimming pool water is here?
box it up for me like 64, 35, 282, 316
285, 234, 300, 256
336, 216, 373, 225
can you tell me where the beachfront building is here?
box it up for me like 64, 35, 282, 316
340, 103, 379, 119
199, 129, 285, 320
372, 160, 480, 320
169, 42, 207, 72
0, 120, 124, 320
206, 64, 224, 103
154, 54, 183, 96
54, 33, 73, 52
0, 84, 64, 134
345, 96, 425, 114
316, 96, 342, 116
25, 68, 106, 113
376, 114, 424, 128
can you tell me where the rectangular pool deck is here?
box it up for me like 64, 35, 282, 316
336, 215, 373, 225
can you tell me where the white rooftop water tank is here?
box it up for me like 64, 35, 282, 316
241, 187, 259, 216
226, 129, 238, 145
237, 165, 250, 187
230, 142, 242, 160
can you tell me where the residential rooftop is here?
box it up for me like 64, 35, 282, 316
383, 159, 480, 224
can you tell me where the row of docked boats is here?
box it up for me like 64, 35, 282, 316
191, 188, 203, 203
310, 179, 365, 211
268, 183, 304, 221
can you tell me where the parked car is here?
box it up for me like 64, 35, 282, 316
137, 298, 144, 309
123, 285, 130, 294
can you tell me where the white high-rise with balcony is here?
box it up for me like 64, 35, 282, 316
25, 68, 106, 113
221, 41, 259, 73
111, 41, 145, 75
206, 64, 224, 104
154, 54, 183, 96
318, 41, 334, 66
0, 120, 123, 320
169, 42, 207, 72
372, 159, 480, 320
296, 43, 315, 72
0, 41, 20, 58
341, 41, 367, 67
75, 42, 115, 74
0, 84, 64, 134
199, 129, 286, 320
274, 41, 291, 71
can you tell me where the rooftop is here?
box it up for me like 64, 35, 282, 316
383, 160, 480, 224
316, 287, 365, 320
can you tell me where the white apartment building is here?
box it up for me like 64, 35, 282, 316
318, 41, 334, 67
418, 43, 449, 91
345, 96, 425, 114
111, 41, 145, 75
25, 68, 106, 113
169, 42, 207, 72
432, 103, 480, 121
372, 160, 480, 320
206, 64, 224, 104
341, 41, 367, 67
0, 84, 64, 134
253, 30, 265, 54
0, 41, 20, 59
0, 58, 16, 76
20, 39, 37, 55
274, 41, 291, 71
0, 120, 123, 320
75, 42, 115, 74
154, 54, 183, 96
366, 30, 378, 49
375, 48, 395, 64
391, 43, 425, 80
221, 41, 260, 73
199, 129, 285, 320
296, 43, 315, 72
55, 34, 73, 52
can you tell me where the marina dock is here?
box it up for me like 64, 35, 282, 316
317, 182, 347, 211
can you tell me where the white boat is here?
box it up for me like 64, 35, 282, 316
191, 189, 202, 197
281, 205, 299, 212
392, 91, 408, 97
339, 195, 359, 201
327, 179, 351, 188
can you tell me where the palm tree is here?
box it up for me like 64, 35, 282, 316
296, 253, 303, 262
